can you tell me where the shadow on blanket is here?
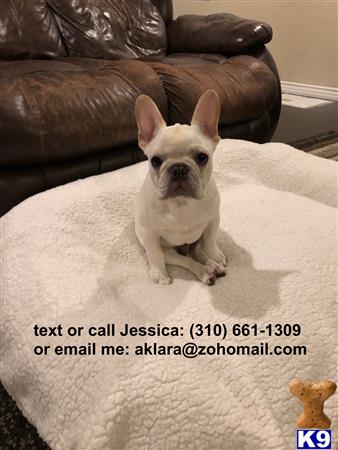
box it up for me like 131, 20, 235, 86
86, 226, 291, 323
210, 230, 292, 319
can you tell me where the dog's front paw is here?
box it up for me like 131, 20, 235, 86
206, 259, 227, 277
149, 267, 172, 285
207, 246, 227, 268
198, 265, 217, 286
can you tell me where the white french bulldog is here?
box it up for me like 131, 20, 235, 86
134, 90, 227, 285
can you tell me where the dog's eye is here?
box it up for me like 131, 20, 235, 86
196, 153, 209, 165
150, 156, 162, 168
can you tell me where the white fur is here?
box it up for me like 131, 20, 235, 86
135, 91, 226, 285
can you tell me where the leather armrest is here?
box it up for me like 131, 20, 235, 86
167, 13, 272, 54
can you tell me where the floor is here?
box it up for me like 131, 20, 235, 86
306, 141, 338, 160
272, 93, 338, 143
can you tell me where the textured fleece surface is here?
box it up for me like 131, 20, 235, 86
1, 140, 337, 450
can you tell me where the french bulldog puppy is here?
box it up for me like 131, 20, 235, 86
134, 90, 227, 285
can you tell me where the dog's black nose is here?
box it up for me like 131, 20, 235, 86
169, 163, 190, 180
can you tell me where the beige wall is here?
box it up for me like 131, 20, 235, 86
173, 1, 338, 88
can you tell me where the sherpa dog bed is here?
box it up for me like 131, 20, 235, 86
1, 140, 337, 450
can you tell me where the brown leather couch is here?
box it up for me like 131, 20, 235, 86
0, 0, 281, 217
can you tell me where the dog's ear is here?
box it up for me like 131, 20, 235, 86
135, 95, 166, 149
191, 90, 220, 143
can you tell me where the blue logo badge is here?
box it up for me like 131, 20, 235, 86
296, 429, 332, 449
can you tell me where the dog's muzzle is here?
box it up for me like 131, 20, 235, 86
158, 161, 203, 199
168, 163, 190, 181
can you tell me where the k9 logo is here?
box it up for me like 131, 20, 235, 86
296, 429, 332, 449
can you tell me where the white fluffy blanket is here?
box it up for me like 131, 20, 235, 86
1, 140, 337, 450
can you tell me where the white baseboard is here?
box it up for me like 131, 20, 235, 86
281, 81, 338, 102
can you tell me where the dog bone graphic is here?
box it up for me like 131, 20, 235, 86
289, 380, 337, 429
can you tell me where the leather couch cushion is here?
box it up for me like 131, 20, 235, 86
146, 54, 278, 126
151, 0, 173, 25
143, 53, 229, 65
0, 0, 66, 59
167, 13, 272, 55
0, 59, 167, 167
0, 143, 145, 217
48, 0, 167, 59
